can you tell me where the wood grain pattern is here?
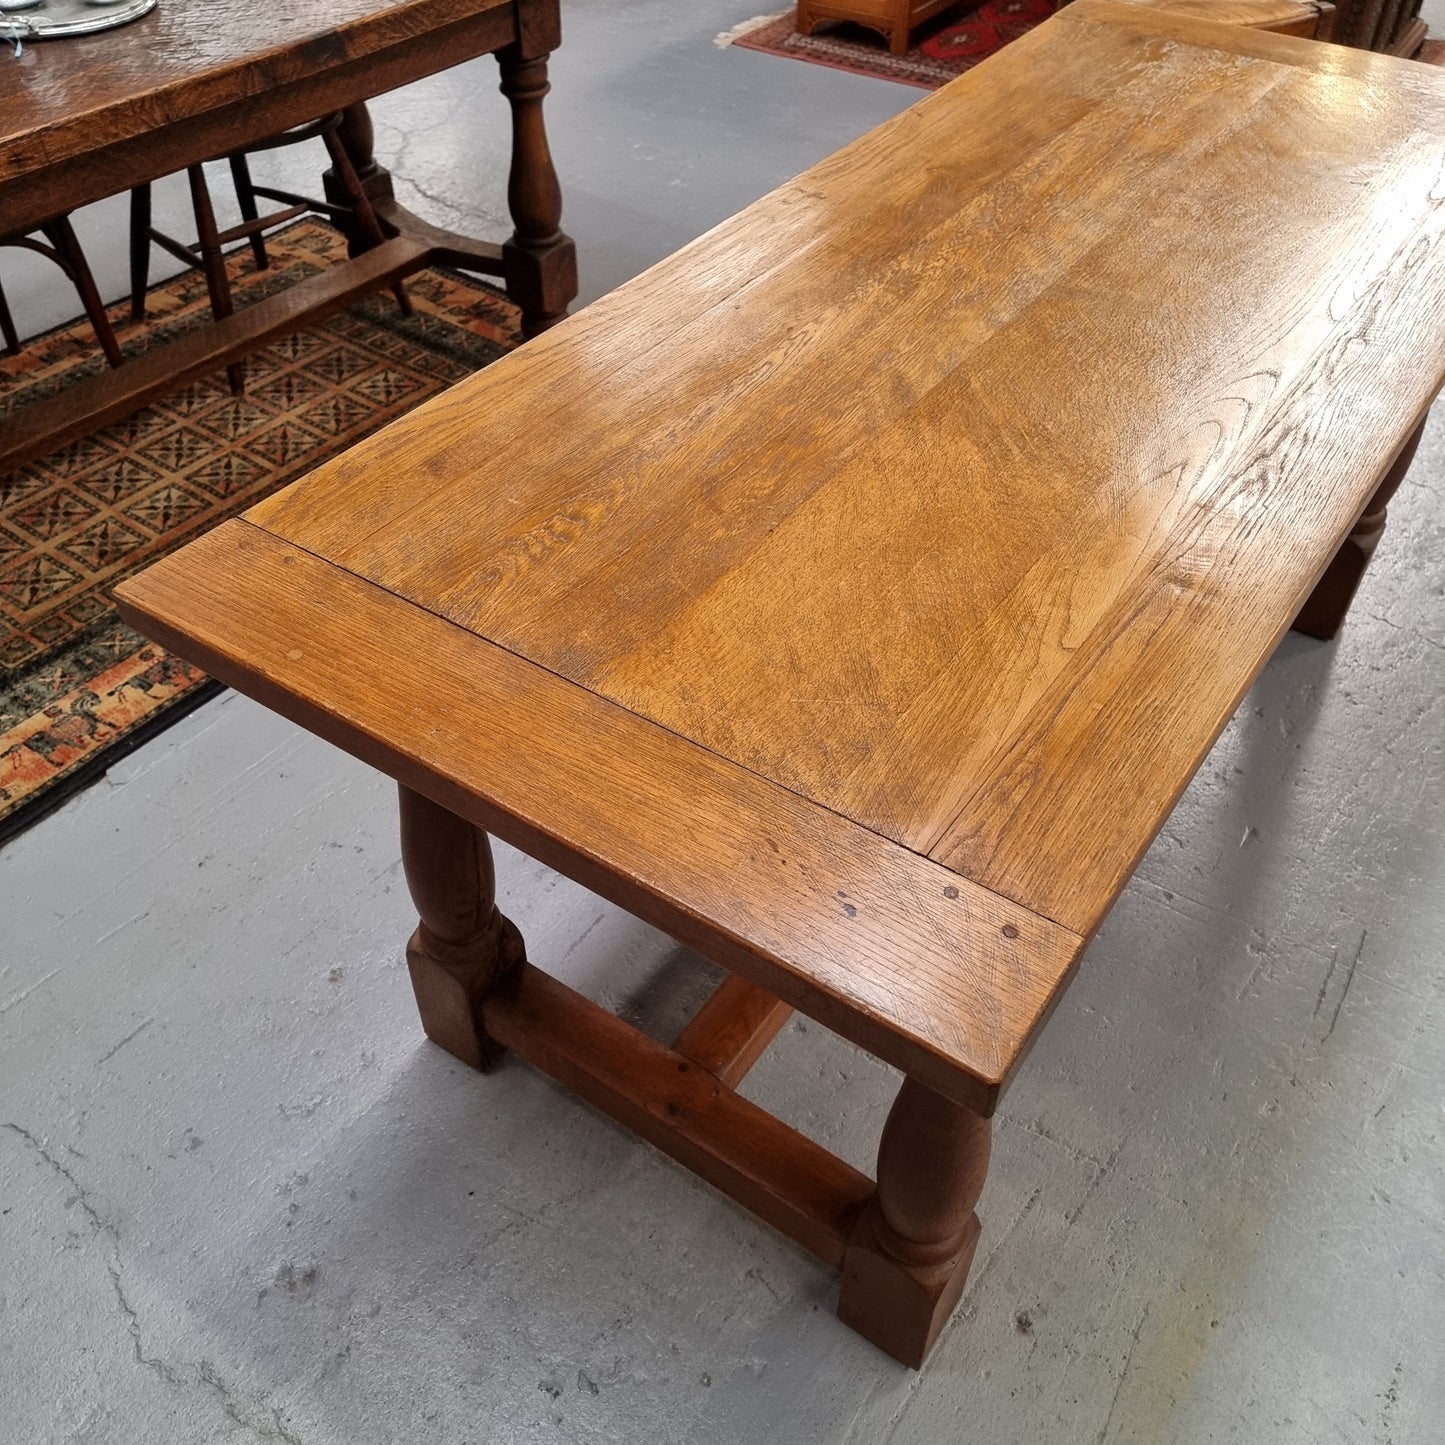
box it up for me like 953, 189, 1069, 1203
1118, 0, 1330, 37
251, 1, 1445, 941
482, 962, 874, 1268
1292, 415, 1427, 639
1, 0, 513, 219
674, 974, 795, 1088
111, 6, 1445, 1366
114, 521, 1081, 1112
1075, 0, 1429, 70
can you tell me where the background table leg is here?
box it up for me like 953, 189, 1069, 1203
838, 1077, 991, 1367
498, 45, 578, 338
1292, 414, 1426, 640
398, 784, 527, 1071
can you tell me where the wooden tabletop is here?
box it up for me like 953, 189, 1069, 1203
1118, 0, 1328, 35
118, 0, 1445, 1111
0, 0, 523, 233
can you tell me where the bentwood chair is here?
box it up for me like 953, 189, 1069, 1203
1, 216, 123, 368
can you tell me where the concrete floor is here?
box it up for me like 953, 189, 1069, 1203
4, 1, 1445, 1440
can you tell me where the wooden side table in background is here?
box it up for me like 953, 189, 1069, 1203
795, 0, 960, 55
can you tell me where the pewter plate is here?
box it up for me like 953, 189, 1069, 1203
1, 0, 156, 40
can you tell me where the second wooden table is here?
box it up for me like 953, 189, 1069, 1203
118, 1, 1445, 1368
0, 0, 576, 473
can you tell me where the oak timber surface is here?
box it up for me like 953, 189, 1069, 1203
0, 0, 513, 193
250, 0, 1445, 942
115, 521, 1080, 1110
1115, 0, 1325, 34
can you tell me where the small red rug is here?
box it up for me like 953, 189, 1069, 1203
723, 1, 1055, 89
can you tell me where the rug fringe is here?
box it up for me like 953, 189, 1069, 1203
714, 11, 789, 47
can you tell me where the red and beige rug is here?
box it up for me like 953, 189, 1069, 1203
721, 0, 1055, 88
0, 220, 521, 842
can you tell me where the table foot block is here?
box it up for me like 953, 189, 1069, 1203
481, 962, 872, 1267
838, 1209, 982, 1368
674, 973, 794, 1088
406, 913, 526, 1071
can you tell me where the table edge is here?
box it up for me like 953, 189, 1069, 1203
115, 519, 1087, 1113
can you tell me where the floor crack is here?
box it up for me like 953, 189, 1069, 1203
5, 1121, 305, 1445
4, 1120, 116, 1242
1316, 929, 1367, 1043
98, 1017, 155, 1066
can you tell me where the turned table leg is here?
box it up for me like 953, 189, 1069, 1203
399, 785, 526, 1070
838, 1077, 991, 1367
497, 44, 578, 338
1292, 414, 1426, 640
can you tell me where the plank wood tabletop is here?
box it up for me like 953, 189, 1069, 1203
0, 0, 514, 217
244, 0, 1445, 942
117, 0, 1445, 1364
1119, 0, 1330, 38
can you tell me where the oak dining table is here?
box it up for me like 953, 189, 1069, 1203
0, 0, 576, 474
118, 0, 1445, 1368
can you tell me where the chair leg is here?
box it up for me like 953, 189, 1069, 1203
42, 216, 124, 369
130, 183, 152, 322
0, 273, 20, 355
228, 153, 270, 271
187, 164, 246, 395
321, 126, 413, 318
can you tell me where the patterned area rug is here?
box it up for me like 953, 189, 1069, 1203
0, 220, 521, 843
721, 1, 1054, 88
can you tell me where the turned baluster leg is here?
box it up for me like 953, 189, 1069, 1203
399, 784, 526, 1070
1292, 415, 1427, 640
498, 44, 578, 338
838, 1077, 991, 1367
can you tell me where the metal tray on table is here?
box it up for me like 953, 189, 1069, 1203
1, 0, 156, 40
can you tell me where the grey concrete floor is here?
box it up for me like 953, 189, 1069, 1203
4, 1, 1445, 1441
